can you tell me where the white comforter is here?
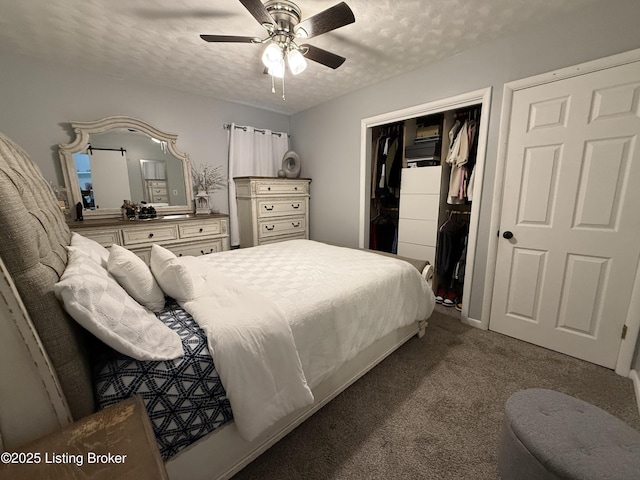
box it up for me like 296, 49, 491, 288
178, 240, 434, 441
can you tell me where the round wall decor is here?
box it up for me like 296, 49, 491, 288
282, 150, 301, 178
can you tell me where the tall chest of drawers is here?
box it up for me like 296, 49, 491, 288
69, 214, 230, 263
234, 177, 311, 247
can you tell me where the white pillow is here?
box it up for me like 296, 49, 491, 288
55, 249, 183, 361
68, 232, 110, 268
149, 244, 195, 302
108, 244, 166, 312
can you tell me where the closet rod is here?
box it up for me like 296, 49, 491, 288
454, 106, 480, 120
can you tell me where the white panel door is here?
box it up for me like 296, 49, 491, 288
491, 61, 640, 368
91, 150, 132, 210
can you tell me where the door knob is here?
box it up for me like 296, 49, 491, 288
502, 231, 514, 239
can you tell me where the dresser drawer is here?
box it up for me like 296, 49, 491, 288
256, 181, 307, 196
178, 220, 222, 239
122, 225, 178, 245
78, 228, 122, 247
257, 199, 306, 218
169, 239, 224, 257
259, 216, 305, 238
150, 187, 167, 195
151, 195, 169, 203
147, 180, 166, 187
259, 232, 307, 245
132, 248, 151, 264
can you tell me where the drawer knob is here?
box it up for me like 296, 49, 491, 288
267, 187, 271, 191
264, 205, 274, 211
199, 228, 204, 233
292, 222, 301, 228
294, 186, 298, 190
291, 203, 300, 209
148, 233, 154, 238
265, 225, 275, 231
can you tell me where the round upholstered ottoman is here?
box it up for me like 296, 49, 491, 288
498, 388, 640, 480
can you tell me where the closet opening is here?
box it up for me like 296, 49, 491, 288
359, 88, 491, 326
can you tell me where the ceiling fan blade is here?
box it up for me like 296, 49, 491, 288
295, 2, 355, 39
301, 44, 346, 69
238, 0, 274, 26
200, 34, 260, 43
133, 8, 237, 20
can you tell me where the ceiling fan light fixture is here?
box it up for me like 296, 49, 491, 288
261, 42, 284, 69
287, 48, 307, 75
268, 58, 286, 78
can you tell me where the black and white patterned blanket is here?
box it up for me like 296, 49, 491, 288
93, 299, 233, 459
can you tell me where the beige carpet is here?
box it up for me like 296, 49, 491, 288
232, 310, 640, 479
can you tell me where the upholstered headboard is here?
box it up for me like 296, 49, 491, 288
0, 131, 94, 420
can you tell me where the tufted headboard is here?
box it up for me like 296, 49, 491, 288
0, 131, 95, 420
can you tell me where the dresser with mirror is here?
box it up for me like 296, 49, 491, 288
58, 116, 229, 260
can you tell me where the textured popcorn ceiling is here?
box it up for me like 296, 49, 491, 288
0, 0, 599, 114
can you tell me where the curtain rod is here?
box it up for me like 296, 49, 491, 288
223, 123, 290, 138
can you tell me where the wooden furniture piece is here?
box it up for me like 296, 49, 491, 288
146, 179, 169, 204
0, 396, 169, 480
69, 214, 230, 263
234, 176, 311, 247
397, 166, 442, 265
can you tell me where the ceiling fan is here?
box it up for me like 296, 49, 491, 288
200, 0, 355, 83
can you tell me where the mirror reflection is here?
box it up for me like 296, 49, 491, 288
59, 116, 193, 219
73, 130, 187, 211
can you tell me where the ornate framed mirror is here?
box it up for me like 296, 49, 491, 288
59, 116, 194, 219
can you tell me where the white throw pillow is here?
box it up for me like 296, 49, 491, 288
149, 244, 195, 302
55, 249, 183, 361
107, 244, 166, 312
68, 232, 110, 268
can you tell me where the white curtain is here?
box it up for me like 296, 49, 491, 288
228, 123, 289, 247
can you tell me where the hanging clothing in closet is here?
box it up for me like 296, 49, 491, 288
371, 125, 403, 199
370, 124, 403, 254
445, 117, 478, 204
436, 213, 469, 283
435, 211, 470, 307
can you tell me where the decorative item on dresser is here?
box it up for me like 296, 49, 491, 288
191, 163, 226, 215
234, 176, 310, 247
69, 214, 230, 263
281, 150, 301, 178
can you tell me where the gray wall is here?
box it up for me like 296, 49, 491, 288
0, 52, 290, 214
290, 0, 640, 338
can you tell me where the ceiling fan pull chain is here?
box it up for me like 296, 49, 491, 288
271, 74, 276, 94
281, 75, 286, 100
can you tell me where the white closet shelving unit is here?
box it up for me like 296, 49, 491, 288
397, 166, 441, 265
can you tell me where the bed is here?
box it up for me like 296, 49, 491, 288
0, 130, 435, 480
